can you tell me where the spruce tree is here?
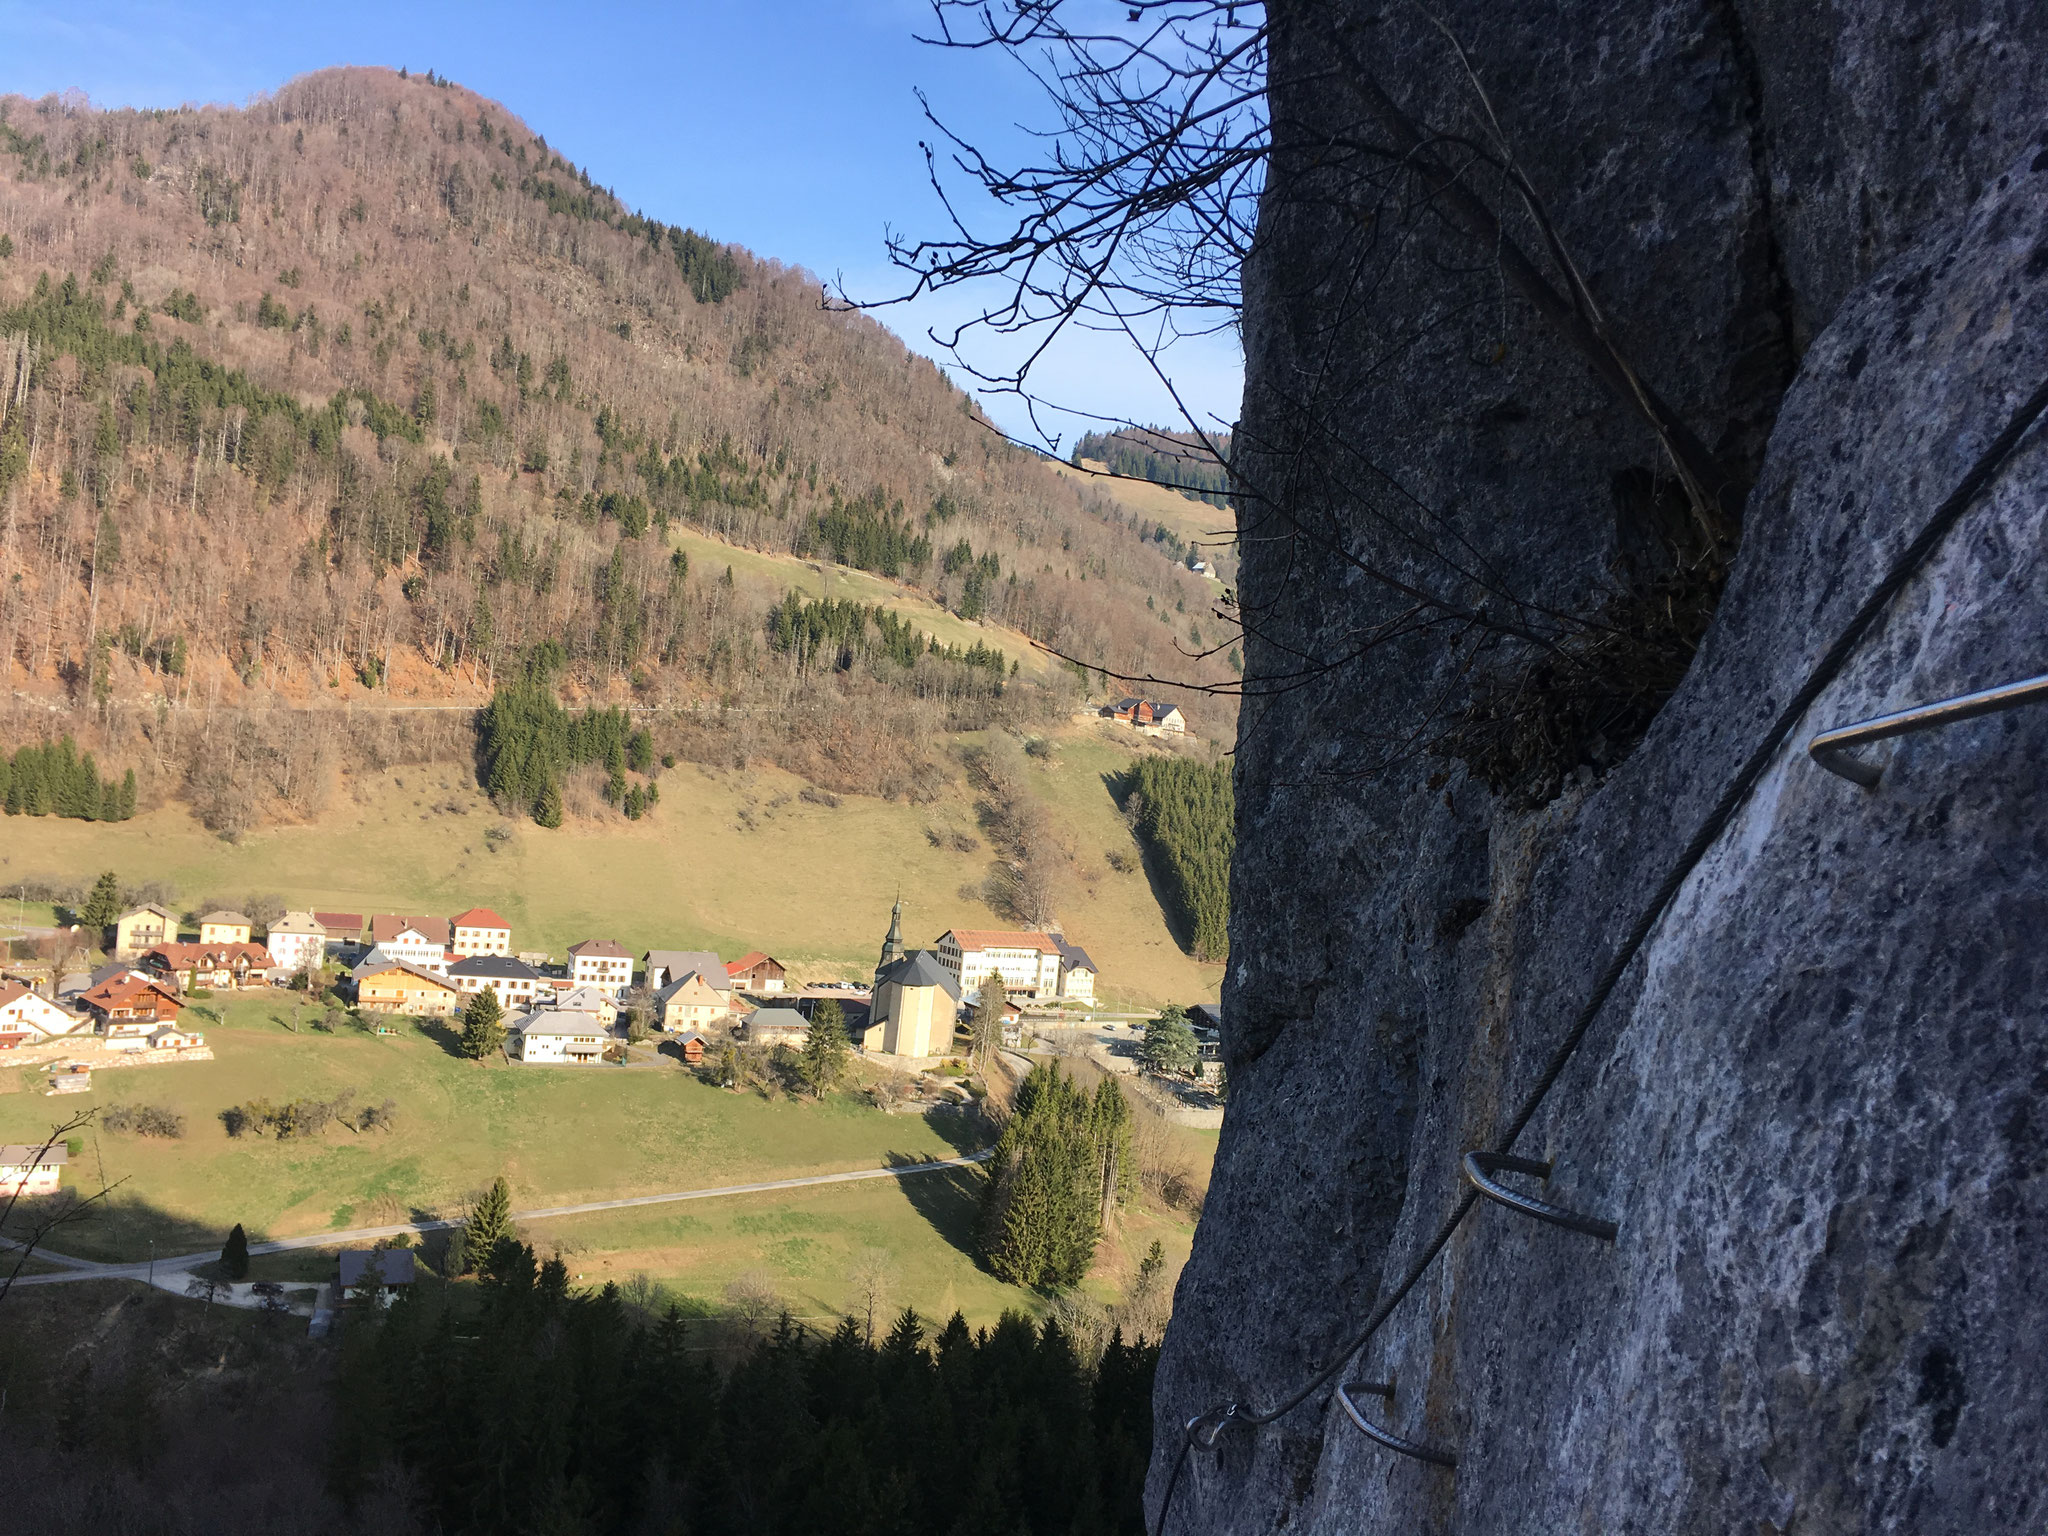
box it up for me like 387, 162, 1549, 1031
979, 1063, 1103, 1288
461, 1176, 514, 1273
81, 869, 122, 933
533, 779, 564, 828
798, 999, 849, 1096
221, 1222, 250, 1280
117, 768, 136, 819
459, 988, 505, 1058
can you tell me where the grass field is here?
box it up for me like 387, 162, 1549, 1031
0, 727, 1222, 1005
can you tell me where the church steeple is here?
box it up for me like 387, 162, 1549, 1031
875, 895, 906, 983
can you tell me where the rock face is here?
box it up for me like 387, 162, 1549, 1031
1153, 4, 2048, 1532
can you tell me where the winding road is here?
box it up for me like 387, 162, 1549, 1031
4, 1150, 991, 1299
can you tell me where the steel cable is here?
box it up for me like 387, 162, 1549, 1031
1152, 373, 2048, 1536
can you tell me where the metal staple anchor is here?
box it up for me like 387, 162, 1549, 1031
1336, 1380, 1457, 1468
1462, 1152, 1619, 1241
1186, 1404, 1239, 1449
1807, 671, 2048, 787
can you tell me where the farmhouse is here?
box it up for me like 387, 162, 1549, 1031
1054, 939, 1099, 1003
314, 912, 366, 953
508, 1007, 612, 1064
265, 912, 328, 975
0, 1143, 66, 1196
742, 1006, 811, 1049
864, 952, 961, 1058
198, 910, 254, 945
726, 951, 787, 994
450, 907, 513, 958
568, 939, 632, 996
369, 916, 451, 972
0, 981, 85, 1047
448, 954, 544, 1011
78, 973, 183, 1032
111, 903, 176, 957
1104, 697, 1188, 733
934, 930, 1064, 999
653, 970, 726, 1033
144, 941, 274, 991
351, 957, 461, 1016
644, 949, 729, 994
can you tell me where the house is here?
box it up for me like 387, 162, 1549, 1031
653, 971, 726, 1033
112, 903, 176, 957
863, 952, 962, 1057
447, 954, 544, 1011
934, 930, 1064, 999
449, 907, 513, 958
726, 951, 787, 994
265, 911, 328, 975
644, 949, 730, 995
0, 981, 85, 1047
742, 1006, 811, 1049
568, 939, 633, 996
508, 1007, 612, 1064
198, 910, 254, 945
350, 956, 461, 1016
550, 985, 620, 1024
1103, 697, 1188, 733
370, 916, 452, 972
144, 1024, 206, 1051
1054, 939, 1099, 1003
0, 1143, 66, 1196
144, 941, 274, 991
1188, 1002, 1224, 1034
338, 1247, 417, 1299
314, 912, 367, 954
78, 973, 184, 1034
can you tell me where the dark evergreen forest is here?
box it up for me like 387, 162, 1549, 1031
1126, 757, 1232, 960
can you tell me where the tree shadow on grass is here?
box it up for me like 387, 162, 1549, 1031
414, 1016, 470, 1060
884, 1151, 988, 1264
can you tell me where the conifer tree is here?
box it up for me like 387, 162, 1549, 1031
979, 1063, 1104, 1288
460, 1175, 514, 1273
220, 1222, 250, 1280
459, 988, 505, 1059
533, 779, 564, 828
798, 999, 849, 1096
81, 870, 122, 933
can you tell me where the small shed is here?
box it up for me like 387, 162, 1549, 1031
48, 1067, 92, 1095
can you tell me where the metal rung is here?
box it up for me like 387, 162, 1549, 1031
1808, 671, 2048, 787
1336, 1380, 1457, 1468
1462, 1152, 1619, 1241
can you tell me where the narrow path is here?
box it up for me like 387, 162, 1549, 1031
5, 1150, 991, 1292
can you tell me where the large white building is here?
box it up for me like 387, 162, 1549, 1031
934, 930, 1064, 999
265, 912, 329, 975
508, 1007, 612, 1064
450, 907, 513, 958
0, 981, 85, 1046
368, 916, 450, 974
447, 955, 544, 1011
568, 939, 633, 997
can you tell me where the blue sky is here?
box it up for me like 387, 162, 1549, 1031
0, 0, 1244, 447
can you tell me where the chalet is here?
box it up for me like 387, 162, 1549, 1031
934, 930, 1064, 999
144, 941, 274, 991
198, 910, 254, 945
351, 956, 461, 1016
0, 1143, 66, 1196
1054, 939, 1099, 1003
450, 907, 513, 958
653, 971, 726, 1033
644, 949, 730, 995
726, 951, 787, 994
0, 981, 85, 1047
508, 1007, 612, 1064
314, 912, 367, 954
447, 954, 544, 1011
742, 1006, 811, 1049
78, 973, 184, 1034
1104, 697, 1188, 734
863, 952, 961, 1057
568, 939, 632, 996
142, 1024, 206, 1052
369, 916, 451, 972
339, 1247, 417, 1300
265, 911, 328, 974
112, 904, 176, 957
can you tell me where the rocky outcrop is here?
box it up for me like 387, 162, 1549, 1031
1154, 5, 2048, 1531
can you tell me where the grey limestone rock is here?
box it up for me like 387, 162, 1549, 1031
1153, 4, 2048, 1531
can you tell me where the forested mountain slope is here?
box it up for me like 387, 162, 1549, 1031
0, 70, 1229, 828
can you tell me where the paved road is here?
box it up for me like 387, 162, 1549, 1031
4, 1150, 991, 1295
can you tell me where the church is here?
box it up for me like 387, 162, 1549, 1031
859, 898, 962, 1058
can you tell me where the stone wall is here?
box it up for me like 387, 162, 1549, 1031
1152, 5, 2048, 1531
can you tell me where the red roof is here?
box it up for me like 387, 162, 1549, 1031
81, 973, 182, 1011
450, 907, 511, 931
727, 951, 780, 975
940, 929, 1062, 955
146, 942, 273, 969
314, 912, 364, 934
568, 938, 630, 958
